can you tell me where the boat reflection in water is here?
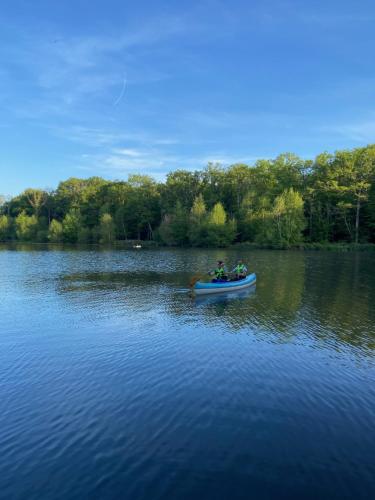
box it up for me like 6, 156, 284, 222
193, 284, 256, 306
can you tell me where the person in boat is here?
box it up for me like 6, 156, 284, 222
209, 260, 228, 282
232, 259, 248, 280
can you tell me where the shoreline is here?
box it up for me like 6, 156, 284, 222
1, 241, 375, 252
232, 242, 375, 252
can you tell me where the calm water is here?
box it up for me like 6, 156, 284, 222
1, 245, 375, 500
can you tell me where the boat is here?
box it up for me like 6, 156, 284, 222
193, 273, 256, 295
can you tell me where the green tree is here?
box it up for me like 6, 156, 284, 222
77, 227, 91, 243
307, 152, 335, 242
157, 214, 174, 245
2, 144, 375, 247
0, 215, 11, 241
204, 202, 237, 247
161, 170, 201, 212
313, 148, 375, 242
191, 194, 206, 220
272, 153, 306, 193
367, 180, 375, 241
55, 178, 89, 213
255, 189, 305, 247
62, 209, 82, 243
238, 192, 273, 242
24, 189, 47, 216
273, 188, 305, 246
99, 213, 115, 243
159, 202, 189, 246
35, 216, 49, 242
188, 194, 207, 246
125, 175, 161, 240
48, 219, 63, 243
348, 147, 375, 243
201, 163, 226, 209
224, 163, 253, 215
171, 202, 189, 245
103, 182, 131, 240
15, 211, 39, 241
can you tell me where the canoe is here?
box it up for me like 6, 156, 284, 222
193, 273, 256, 295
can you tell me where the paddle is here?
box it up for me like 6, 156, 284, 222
189, 274, 203, 288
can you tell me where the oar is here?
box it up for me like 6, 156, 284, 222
189, 274, 203, 289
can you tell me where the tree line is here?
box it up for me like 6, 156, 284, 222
1, 145, 375, 247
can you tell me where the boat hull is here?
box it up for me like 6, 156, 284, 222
193, 273, 256, 295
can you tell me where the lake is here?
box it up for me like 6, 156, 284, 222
1, 245, 374, 499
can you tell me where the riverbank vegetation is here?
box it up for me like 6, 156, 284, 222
1, 145, 375, 248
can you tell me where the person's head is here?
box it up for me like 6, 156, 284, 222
237, 259, 243, 264
218, 260, 224, 266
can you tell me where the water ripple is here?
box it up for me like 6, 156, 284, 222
1, 247, 375, 499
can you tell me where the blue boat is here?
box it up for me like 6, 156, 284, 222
193, 273, 256, 295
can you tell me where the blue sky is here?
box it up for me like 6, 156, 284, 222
1, 0, 375, 194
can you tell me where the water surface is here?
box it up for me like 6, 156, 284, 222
1, 246, 375, 499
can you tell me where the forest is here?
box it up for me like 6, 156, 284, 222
1, 144, 375, 248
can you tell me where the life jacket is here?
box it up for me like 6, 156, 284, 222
235, 264, 246, 274
215, 266, 225, 278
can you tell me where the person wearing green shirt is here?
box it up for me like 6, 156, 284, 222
232, 259, 248, 280
209, 260, 228, 282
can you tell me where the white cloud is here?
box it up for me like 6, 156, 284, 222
51, 125, 180, 150
184, 109, 300, 130
112, 148, 144, 157
0, 12, 191, 124
7, 14, 187, 89
74, 145, 262, 181
320, 119, 375, 143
